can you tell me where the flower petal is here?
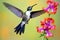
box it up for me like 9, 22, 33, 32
45, 30, 53, 38
36, 27, 44, 33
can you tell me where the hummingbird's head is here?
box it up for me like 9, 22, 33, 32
27, 4, 37, 11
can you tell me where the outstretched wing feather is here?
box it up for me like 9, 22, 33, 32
3, 2, 23, 18
31, 10, 45, 18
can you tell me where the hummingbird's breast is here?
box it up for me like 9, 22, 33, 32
26, 11, 31, 19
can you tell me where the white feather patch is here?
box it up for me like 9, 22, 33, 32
26, 11, 31, 19
21, 21, 25, 27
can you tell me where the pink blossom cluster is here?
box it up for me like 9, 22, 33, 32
43, 0, 59, 14
36, 18, 56, 38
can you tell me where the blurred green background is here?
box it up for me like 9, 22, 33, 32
0, 0, 60, 40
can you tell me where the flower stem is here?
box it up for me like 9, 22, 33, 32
42, 36, 48, 40
48, 12, 51, 17
46, 38, 48, 40
42, 36, 44, 40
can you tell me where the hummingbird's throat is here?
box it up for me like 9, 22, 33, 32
26, 11, 31, 20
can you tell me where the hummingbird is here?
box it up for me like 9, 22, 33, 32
3, 2, 46, 35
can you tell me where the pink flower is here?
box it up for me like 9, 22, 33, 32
36, 18, 56, 38
43, 0, 59, 14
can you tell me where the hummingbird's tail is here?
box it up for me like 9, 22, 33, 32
14, 22, 25, 35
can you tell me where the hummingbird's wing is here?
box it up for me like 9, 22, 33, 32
3, 2, 23, 18
31, 10, 45, 18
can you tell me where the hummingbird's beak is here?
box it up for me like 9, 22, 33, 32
32, 4, 37, 7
